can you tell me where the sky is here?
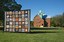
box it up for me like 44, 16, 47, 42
15, 0, 64, 21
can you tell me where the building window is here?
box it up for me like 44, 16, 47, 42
19, 25, 21, 28
25, 26, 28, 28
10, 22, 13, 25
19, 15, 22, 18
16, 24, 18, 26
22, 11, 24, 14
13, 14, 15, 17
15, 28, 18, 32
9, 15, 12, 18
10, 18, 12, 21
10, 28, 12, 31
19, 18, 21, 21
22, 14, 24, 18
12, 12, 15, 14
6, 21, 9, 25
13, 22, 15, 25
10, 11, 12, 14
16, 22, 18, 25
15, 11, 18, 14
25, 18, 28, 21
16, 26, 18, 28
22, 28, 24, 32
13, 25, 15, 28
25, 21, 28, 24
22, 18, 25, 21
19, 11, 21, 14
6, 18, 10, 21
16, 18, 19, 21
6, 15, 9, 18
12, 28, 15, 32
22, 22, 24, 24
25, 14, 28, 18
25, 29, 28, 32
25, 14, 28, 16
16, 15, 18, 17
6, 25, 9, 28
6, 29, 9, 31
25, 24, 28, 26
18, 29, 22, 32
9, 25, 12, 28
13, 18, 15, 21
19, 22, 21, 24
25, 11, 28, 13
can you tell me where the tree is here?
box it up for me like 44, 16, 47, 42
51, 12, 64, 27
0, 0, 22, 20
30, 21, 34, 27
0, 0, 22, 26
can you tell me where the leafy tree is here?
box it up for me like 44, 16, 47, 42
0, 0, 22, 26
51, 12, 64, 27
0, 0, 22, 19
30, 21, 34, 27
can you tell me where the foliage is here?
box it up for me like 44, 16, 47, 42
30, 21, 34, 27
0, 0, 22, 26
0, 0, 22, 20
51, 12, 64, 27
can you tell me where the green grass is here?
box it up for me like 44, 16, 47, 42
0, 28, 64, 42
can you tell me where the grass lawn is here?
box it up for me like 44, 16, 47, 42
0, 28, 64, 42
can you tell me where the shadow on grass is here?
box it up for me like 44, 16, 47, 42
0, 28, 59, 34
9, 31, 59, 34
1, 31, 59, 34
30, 32, 59, 34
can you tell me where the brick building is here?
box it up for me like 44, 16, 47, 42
33, 10, 50, 27
33, 15, 50, 27
33, 15, 44, 27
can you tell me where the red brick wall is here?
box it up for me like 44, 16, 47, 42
46, 18, 50, 27
33, 15, 50, 27
33, 15, 44, 27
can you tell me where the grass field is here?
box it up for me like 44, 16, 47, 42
0, 28, 64, 42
